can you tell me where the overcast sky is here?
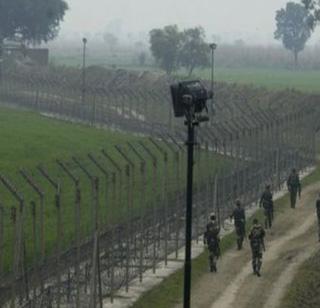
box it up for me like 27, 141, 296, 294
59, 0, 320, 45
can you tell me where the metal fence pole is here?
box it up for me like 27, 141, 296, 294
0, 203, 3, 274
19, 170, 46, 272
127, 142, 147, 282
0, 175, 26, 308
148, 138, 169, 265
115, 145, 136, 292
37, 166, 62, 308
139, 141, 158, 273
56, 160, 81, 308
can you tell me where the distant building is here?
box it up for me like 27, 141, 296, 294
2, 40, 49, 66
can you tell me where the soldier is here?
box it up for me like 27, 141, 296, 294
287, 168, 301, 208
259, 185, 274, 229
248, 218, 266, 277
316, 193, 320, 242
204, 213, 220, 272
230, 200, 246, 250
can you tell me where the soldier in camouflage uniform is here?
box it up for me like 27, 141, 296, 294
316, 193, 320, 242
230, 200, 246, 250
287, 168, 301, 208
260, 185, 274, 229
204, 213, 220, 272
248, 218, 266, 277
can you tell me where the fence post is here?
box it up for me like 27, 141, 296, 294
139, 141, 158, 273
0, 175, 26, 308
88, 153, 110, 226
19, 169, 46, 269
165, 135, 183, 259
89, 177, 103, 308
29, 200, 38, 302
71, 157, 103, 307
115, 145, 135, 293
0, 204, 3, 274
148, 138, 169, 265
127, 142, 147, 282
101, 149, 123, 219
56, 160, 81, 308
37, 166, 62, 308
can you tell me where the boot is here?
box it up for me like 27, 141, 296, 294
237, 238, 243, 250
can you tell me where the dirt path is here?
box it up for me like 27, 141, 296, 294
175, 182, 320, 308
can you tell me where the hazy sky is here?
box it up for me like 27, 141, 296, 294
59, 0, 319, 44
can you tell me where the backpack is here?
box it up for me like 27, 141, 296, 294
250, 226, 264, 242
205, 222, 219, 246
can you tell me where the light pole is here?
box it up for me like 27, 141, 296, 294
0, 41, 3, 83
82, 37, 87, 106
209, 43, 217, 116
170, 81, 211, 308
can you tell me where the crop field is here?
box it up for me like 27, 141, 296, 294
192, 67, 320, 93
49, 50, 320, 93
0, 105, 229, 273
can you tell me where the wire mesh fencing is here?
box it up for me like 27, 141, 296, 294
0, 66, 319, 307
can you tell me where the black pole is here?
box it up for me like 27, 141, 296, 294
82, 38, 87, 105
0, 40, 3, 83
183, 119, 195, 308
209, 43, 217, 116
211, 48, 214, 95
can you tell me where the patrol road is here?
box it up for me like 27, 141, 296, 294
174, 181, 320, 308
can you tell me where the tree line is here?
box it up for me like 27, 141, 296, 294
1, 0, 320, 73
149, 25, 210, 76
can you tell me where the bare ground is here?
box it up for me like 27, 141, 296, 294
175, 182, 320, 308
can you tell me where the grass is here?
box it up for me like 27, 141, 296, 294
0, 107, 136, 173
50, 51, 320, 94
280, 249, 320, 308
278, 161, 320, 308
0, 105, 135, 271
0, 105, 229, 273
191, 67, 320, 93
132, 160, 320, 308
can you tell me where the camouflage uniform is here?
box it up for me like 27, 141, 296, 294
204, 221, 220, 272
248, 223, 265, 277
316, 198, 320, 241
260, 189, 274, 229
231, 205, 246, 250
287, 171, 301, 208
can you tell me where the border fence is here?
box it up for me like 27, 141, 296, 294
0, 66, 319, 307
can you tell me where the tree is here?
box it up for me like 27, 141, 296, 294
0, 0, 68, 44
103, 32, 119, 51
0, 0, 68, 77
302, 0, 320, 28
179, 27, 210, 76
149, 25, 182, 75
274, 2, 312, 67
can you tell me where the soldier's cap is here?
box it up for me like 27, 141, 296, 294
209, 213, 216, 220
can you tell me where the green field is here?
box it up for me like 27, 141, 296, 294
0, 107, 136, 173
193, 67, 320, 93
0, 106, 136, 270
0, 105, 229, 272
50, 50, 320, 93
